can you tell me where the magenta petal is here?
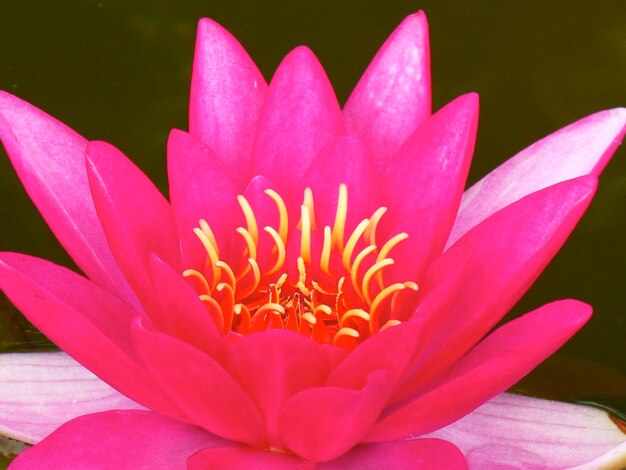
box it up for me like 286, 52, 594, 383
0, 92, 134, 303
0, 352, 143, 444
448, 107, 626, 246
320, 439, 467, 470
367, 300, 591, 441
252, 47, 345, 188
298, 133, 379, 228
344, 12, 431, 169
10, 410, 219, 470
225, 331, 332, 446
132, 321, 266, 446
0, 252, 184, 420
86, 141, 178, 311
189, 18, 267, 187
429, 393, 626, 470
188, 446, 309, 470
279, 370, 394, 462
167, 129, 239, 267
382, 93, 478, 281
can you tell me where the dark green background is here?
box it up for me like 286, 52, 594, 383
0, 0, 624, 389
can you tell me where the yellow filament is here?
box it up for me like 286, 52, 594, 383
199, 294, 225, 332
320, 225, 332, 276
300, 205, 312, 265
362, 258, 395, 306
333, 327, 359, 345
340, 309, 370, 328
375, 232, 409, 288
264, 189, 288, 245
390, 281, 419, 313
342, 219, 370, 272
302, 312, 317, 325
332, 184, 348, 251
237, 195, 259, 246
369, 283, 406, 334
193, 227, 221, 287
313, 305, 332, 317
199, 219, 220, 258
216, 282, 235, 331
364, 207, 387, 246
236, 227, 257, 261
263, 226, 286, 275
215, 261, 236, 291
297, 187, 318, 231
183, 269, 211, 295
350, 245, 377, 298
297, 257, 307, 286
256, 303, 286, 317
237, 258, 261, 299
379, 319, 402, 332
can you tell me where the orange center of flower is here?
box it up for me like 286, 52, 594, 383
183, 184, 417, 350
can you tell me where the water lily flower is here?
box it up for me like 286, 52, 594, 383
0, 10, 625, 469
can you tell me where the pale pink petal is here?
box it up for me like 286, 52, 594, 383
320, 439, 467, 470
252, 47, 345, 189
224, 330, 332, 446
428, 393, 626, 470
0, 91, 134, 304
189, 18, 267, 187
344, 11, 431, 169
0, 352, 143, 444
448, 107, 626, 246
188, 445, 309, 469
279, 371, 394, 462
86, 141, 179, 312
397, 176, 597, 399
10, 410, 220, 470
0, 253, 185, 420
167, 129, 239, 267
299, 133, 379, 229
367, 299, 591, 441
132, 321, 266, 447
382, 93, 478, 282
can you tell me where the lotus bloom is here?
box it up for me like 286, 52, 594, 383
0, 10, 625, 469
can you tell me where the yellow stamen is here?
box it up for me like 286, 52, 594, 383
333, 327, 359, 346
199, 294, 225, 333
263, 226, 286, 275
237, 195, 259, 246
299, 204, 312, 265
216, 282, 235, 331
350, 245, 377, 299
193, 227, 221, 287
369, 283, 407, 334
364, 207, 387, 246
302, 312, 317, 325
331, 183, 348, 251
236, 227, 257, 261
237, 258, 261, 299
183, 269, 211, 295
264, 189, 288, 245
362, 258, 395, 306
340, 309, 370, 328
297, 187, 318, 231
320, 225, 332, 276
199, 219, 220, 258
342, 219, 370, 272
375, 232, 408, 288
379, 319, 402, 332
215, 260, 236, 291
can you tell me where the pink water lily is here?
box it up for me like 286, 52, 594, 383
0, 10, 625, 469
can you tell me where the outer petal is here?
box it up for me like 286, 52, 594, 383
0, 352, 143, 444
382, 93, 478, 281
132, 321, 266, 447
252, 47, 345, 190
189, 18, 267, 187
10, 410, 220, 470
367, 299, 591, 441
86, 141, 178, 312
428, 393, 626, 470
188, 446, 310, 470
279, 371, 394, 462
448, 107, 626, 246
0, 253, 185, 420
0, 91, 134, 303
344, 11, 431, 169
320, 439, 467, 470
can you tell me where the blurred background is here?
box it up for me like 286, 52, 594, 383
0, 0, 624, 450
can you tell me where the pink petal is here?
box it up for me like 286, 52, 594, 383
428, 393, 626, 470
86, 141, 179, 312
320, 439, 467, 470
10, 410, 220, 470
448, 107, 626, 246
0, 91, 134, 304
279, 370, 394, 462
224, 331, 332, 447
0, 352, 143, 444
0, 252, 185, 420
132, 321, 266, 447
252, 47, 345, 189
298, 133, 379, 229
189, 18, 267, 187
167, 129, 239, 267
397, 175, 597, 399
382, 93, 478, 282
344, 11, 431, 169
367, 299, 591, 441
188, 446, 309, 470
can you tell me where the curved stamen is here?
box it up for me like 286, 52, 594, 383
264, 189, 288, 245
183, 269, 211, 295
364, 207, 387, 246
369, 283, 407, 334
300, 204, 312, 265
331, 184, 348, 251
302, 187, 317, 230
193, 227, 221, 287
263, 226, 286, 275
216, 282, 236, 331
362, 258, 395, 306
237, 195, 259, 246
350, 245, 377, 299
340, 309, 370, 328
320, 225, 333, 276
215, 260, 236, 291
199, 294, 225, 333
236, 227, 257, 261
199, 219, 220, 258
375, 232, 409, 288
342, 219, 370, 272
236, 258, 262, 300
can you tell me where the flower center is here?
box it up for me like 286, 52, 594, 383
183, 184, 417, 350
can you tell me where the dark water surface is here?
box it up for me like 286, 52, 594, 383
0, 0, 624, 408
